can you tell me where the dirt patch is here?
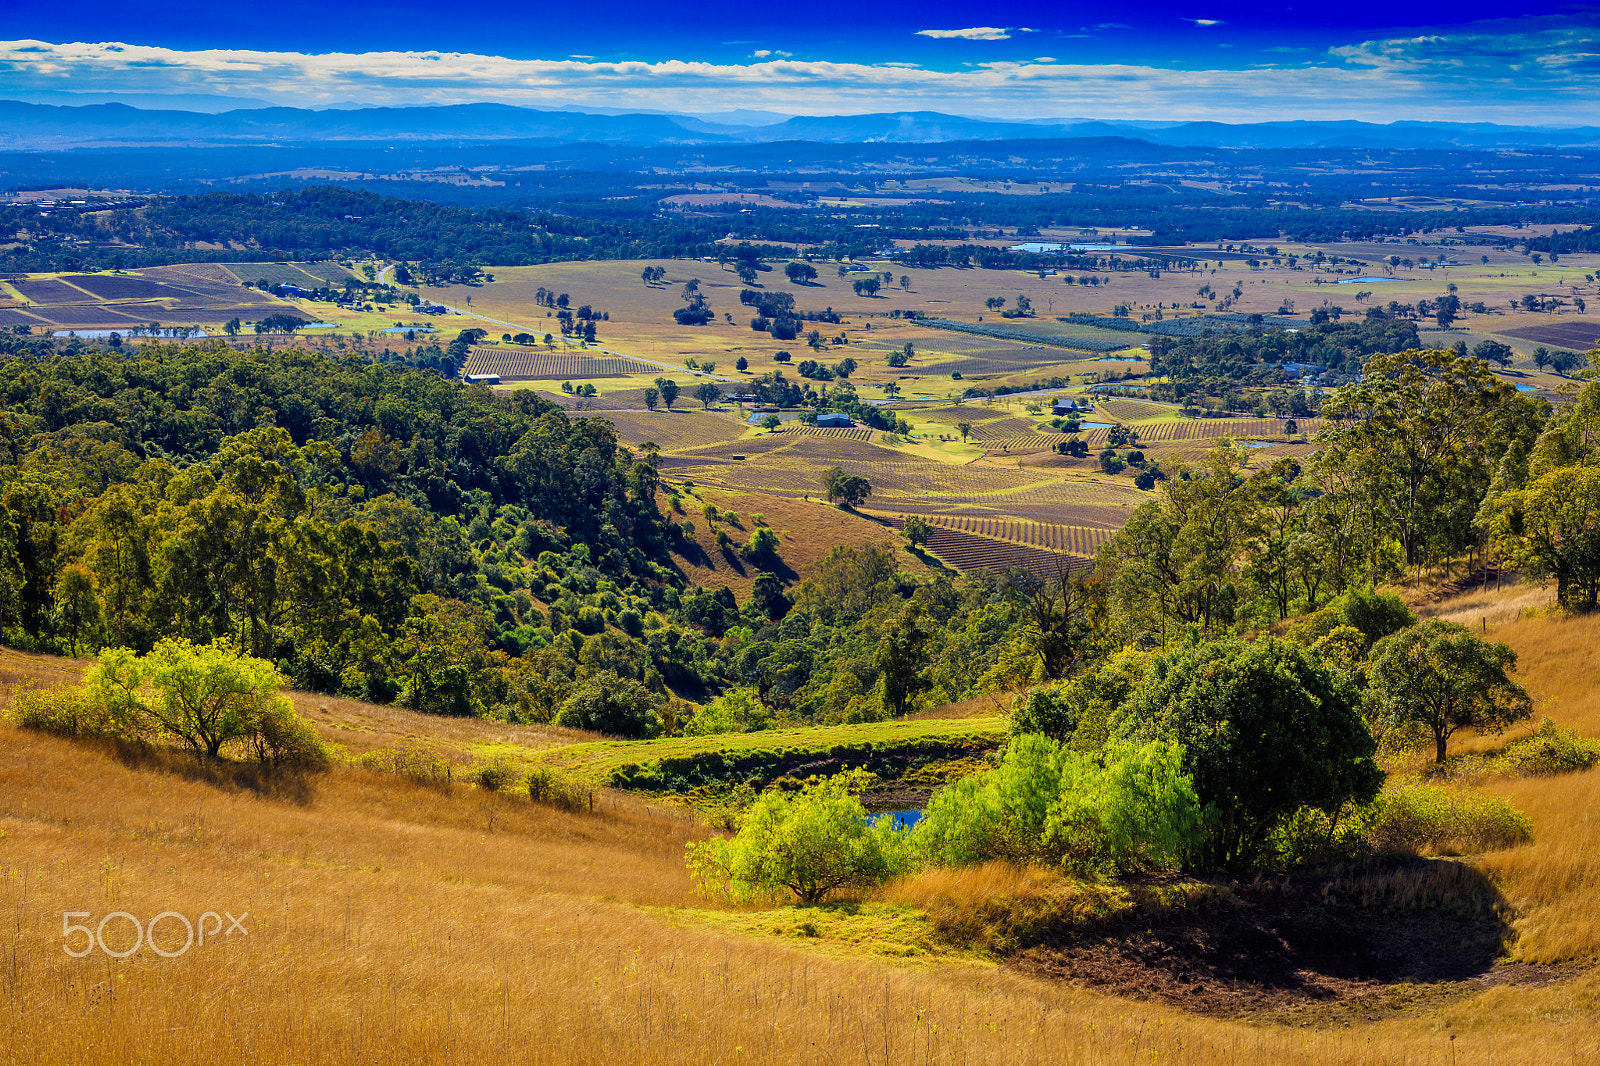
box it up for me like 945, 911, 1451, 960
1012, 859, 1530, 1023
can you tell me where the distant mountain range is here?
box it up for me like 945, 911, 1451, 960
4, 99, 1600, 152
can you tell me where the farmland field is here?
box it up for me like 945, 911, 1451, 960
792, 424, 876, 441
1129, 417, 1320, 442
913, 316, 1141, 352
11, 277, 92, 303
1497, 319, 1600, 350
0, 267, 298, 331
1096, 397, 1178, 422
31, 305, 145, 326
600, 410, 748, 450
926, 514, 1115, 556
222, 262, 356, 287
464, 346, 662, 379
965, 415, 1040, 440
150, 263, 243, 285
917, 520, 1091, 577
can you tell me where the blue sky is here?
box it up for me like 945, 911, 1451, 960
2, 2, 1598, 122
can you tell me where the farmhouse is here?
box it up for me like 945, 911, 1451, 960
815, 412, 855, 428
1052, 398, 1090, 415
463, 373, 500, 385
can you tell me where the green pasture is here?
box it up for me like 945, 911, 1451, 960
512, 717, 1005, 794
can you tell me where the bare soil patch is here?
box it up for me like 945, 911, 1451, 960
1012, 859, 1529, 1023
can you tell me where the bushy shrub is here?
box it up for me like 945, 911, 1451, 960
1312, 624, 1367, 675
1007, 649, 1150, 747
1495, 718, 1600, 776
687, 770, 910, 902
555, 671, 664, 738
686, 687, 771, 736
1287, 591, 1416, 654
526, 766, 589, 811
1333, 589, 1417, 651
361, 744, 455, 785
1266, 804, 1374, 868
473, 760, 521, 792
914, 734, 1201, 878
11, 685, 124, 739
1363, 783, 1533, 855
20, 639, 328, 769
245, 702, 331, 770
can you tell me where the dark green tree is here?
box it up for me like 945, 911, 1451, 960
1369, 619, 1533, 762
1113, 636, 1382, 869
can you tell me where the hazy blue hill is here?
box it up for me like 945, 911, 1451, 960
4, 99, 1600, 152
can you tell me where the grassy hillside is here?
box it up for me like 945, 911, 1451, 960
4, 590, 1600, 1064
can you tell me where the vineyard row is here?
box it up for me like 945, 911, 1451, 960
463, 347, 659, 379
928, 515, 1113, 557
921, 524, 1092, 579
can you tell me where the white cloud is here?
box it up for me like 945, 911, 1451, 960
1032, 57, 1056, 63
0, 35, 1594, 123
916, 28, 1017, 41
1185, 19, 1226, 27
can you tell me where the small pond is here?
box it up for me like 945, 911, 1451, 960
379, 325, 434, 334
745, 411, 806, 424
1009, 242, 1127, 253
1079, 421, 1113, 429
1516, 384, 1539, 392
1335, 277, 1396, 284
868, 809, 923, 831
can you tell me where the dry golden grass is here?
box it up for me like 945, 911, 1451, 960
1418, 579, 1558, 630
665, 484, 934, 600
1458, 607, 1600, 962
6, 610, 1600, 1063
290, 692, 592, 760
1493, 605, 1600, 738
8, 716, 1600, 1066
909, 690, 1016, 720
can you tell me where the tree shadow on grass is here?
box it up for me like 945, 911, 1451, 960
107, 738, 319, 805
1016, 856, 1516, 1017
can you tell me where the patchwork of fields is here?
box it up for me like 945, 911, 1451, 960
0, 264, 313, 330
